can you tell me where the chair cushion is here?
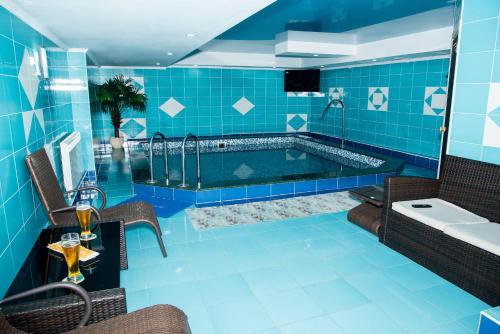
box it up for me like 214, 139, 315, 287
443, 223, 500, 256
392, 198, 489, 231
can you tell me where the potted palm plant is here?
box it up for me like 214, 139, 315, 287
97, 75, 147, 149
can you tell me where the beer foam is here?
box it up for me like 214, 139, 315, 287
61, 240, 79, 248
77, 204, 91, 211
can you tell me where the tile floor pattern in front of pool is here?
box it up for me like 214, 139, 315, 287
120, 210, 489, 334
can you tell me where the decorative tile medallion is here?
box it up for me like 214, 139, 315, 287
424, 86, 447, 116
160, 97, 185, 117
368, 87, 389, 111
232, 97, 255, 115
120, 118, 146, 139
287, 114, 308, 132
130, 76, 145, 94
329, 87, 344, 107
187, 191, 360, 230
483, 82, 500, 148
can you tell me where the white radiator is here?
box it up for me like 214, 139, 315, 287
60, 131, 84, 191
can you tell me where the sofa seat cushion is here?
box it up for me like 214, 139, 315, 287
392, 198, 489, 231
443, 223, 500, 256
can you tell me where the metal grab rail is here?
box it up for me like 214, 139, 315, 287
147, 132, 170, 185
321, 98, 346, 149
179, 133, 201, 189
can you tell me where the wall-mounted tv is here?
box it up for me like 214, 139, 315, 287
284, 69, 320, 92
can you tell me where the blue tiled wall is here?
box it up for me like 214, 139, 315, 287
448, 0, 500, 165
0, 6, 92, 296
88, 67, 314, 141
48, 50, 95, 171
309, 58, 450, 159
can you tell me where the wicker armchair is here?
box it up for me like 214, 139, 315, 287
25, 148, 167, 257
0, 282, 190, 334
380, 155, 500, 306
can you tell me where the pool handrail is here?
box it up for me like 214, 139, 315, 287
147, 132, 169, 185
180, 133, 201, 189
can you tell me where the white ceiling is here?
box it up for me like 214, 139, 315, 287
177, 7, 455, 68
1, 0, 276, 66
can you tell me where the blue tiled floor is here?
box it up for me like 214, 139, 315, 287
97, 153, 487, 333
119, 211, 488, 334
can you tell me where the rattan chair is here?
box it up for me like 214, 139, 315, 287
25, 148, 167, 257
0, 282, 190, 334
380, 155, 500, 306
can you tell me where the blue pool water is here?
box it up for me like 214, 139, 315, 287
133, 148, 346, 187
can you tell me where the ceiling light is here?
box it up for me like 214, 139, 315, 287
167, 52, 173, 56
156, 62, 160, 66
320, 65, 325, 68
313, 54, 319, 57
186, 33, 196, 38
372, 59, 377, 62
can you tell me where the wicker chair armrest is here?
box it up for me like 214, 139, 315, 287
1, 288, 126, 334
64, 186, 107, 210
51, 205, 102, 221
0, 282, 92, 331
383, 176, 440, 207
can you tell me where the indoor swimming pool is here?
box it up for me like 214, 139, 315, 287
129, 134, 404, 190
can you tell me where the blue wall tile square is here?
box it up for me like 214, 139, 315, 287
221, 187, 247, 201
246, 185, 271, 199
294, 180, 317, 194
196, 189, 221, 204
271, 183, 294, 196
317, 178, 338, 192
338, 177, 358, 190
155, 186, 174, 200
173, 189, 196, 203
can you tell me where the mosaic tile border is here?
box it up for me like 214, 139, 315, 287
305, 132, 440, 171
128, 134, 384, 169
133, 171, 395, 208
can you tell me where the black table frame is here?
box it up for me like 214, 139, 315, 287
2, 221, 128, 334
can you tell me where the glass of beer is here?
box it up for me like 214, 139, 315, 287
61, 233, 84, 284
76, 201, 96, 241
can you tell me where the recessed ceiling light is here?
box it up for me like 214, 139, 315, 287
313, 54, 319, 57
156, 62, 160, 66
320, 65, 325, 68
186, 33, 196, 38
372, 59, 377, 62
167, 52, 173, 56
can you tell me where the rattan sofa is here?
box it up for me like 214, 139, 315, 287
0, 282, 191, 334
380, 155, 500, 306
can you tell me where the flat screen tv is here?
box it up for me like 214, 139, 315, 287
284, 69, 320, 92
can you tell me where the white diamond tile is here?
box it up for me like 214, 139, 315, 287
160, 98, 185, 117
18, 48, 40, 109
233, 97, 254, 115
22, 110, 34, 143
